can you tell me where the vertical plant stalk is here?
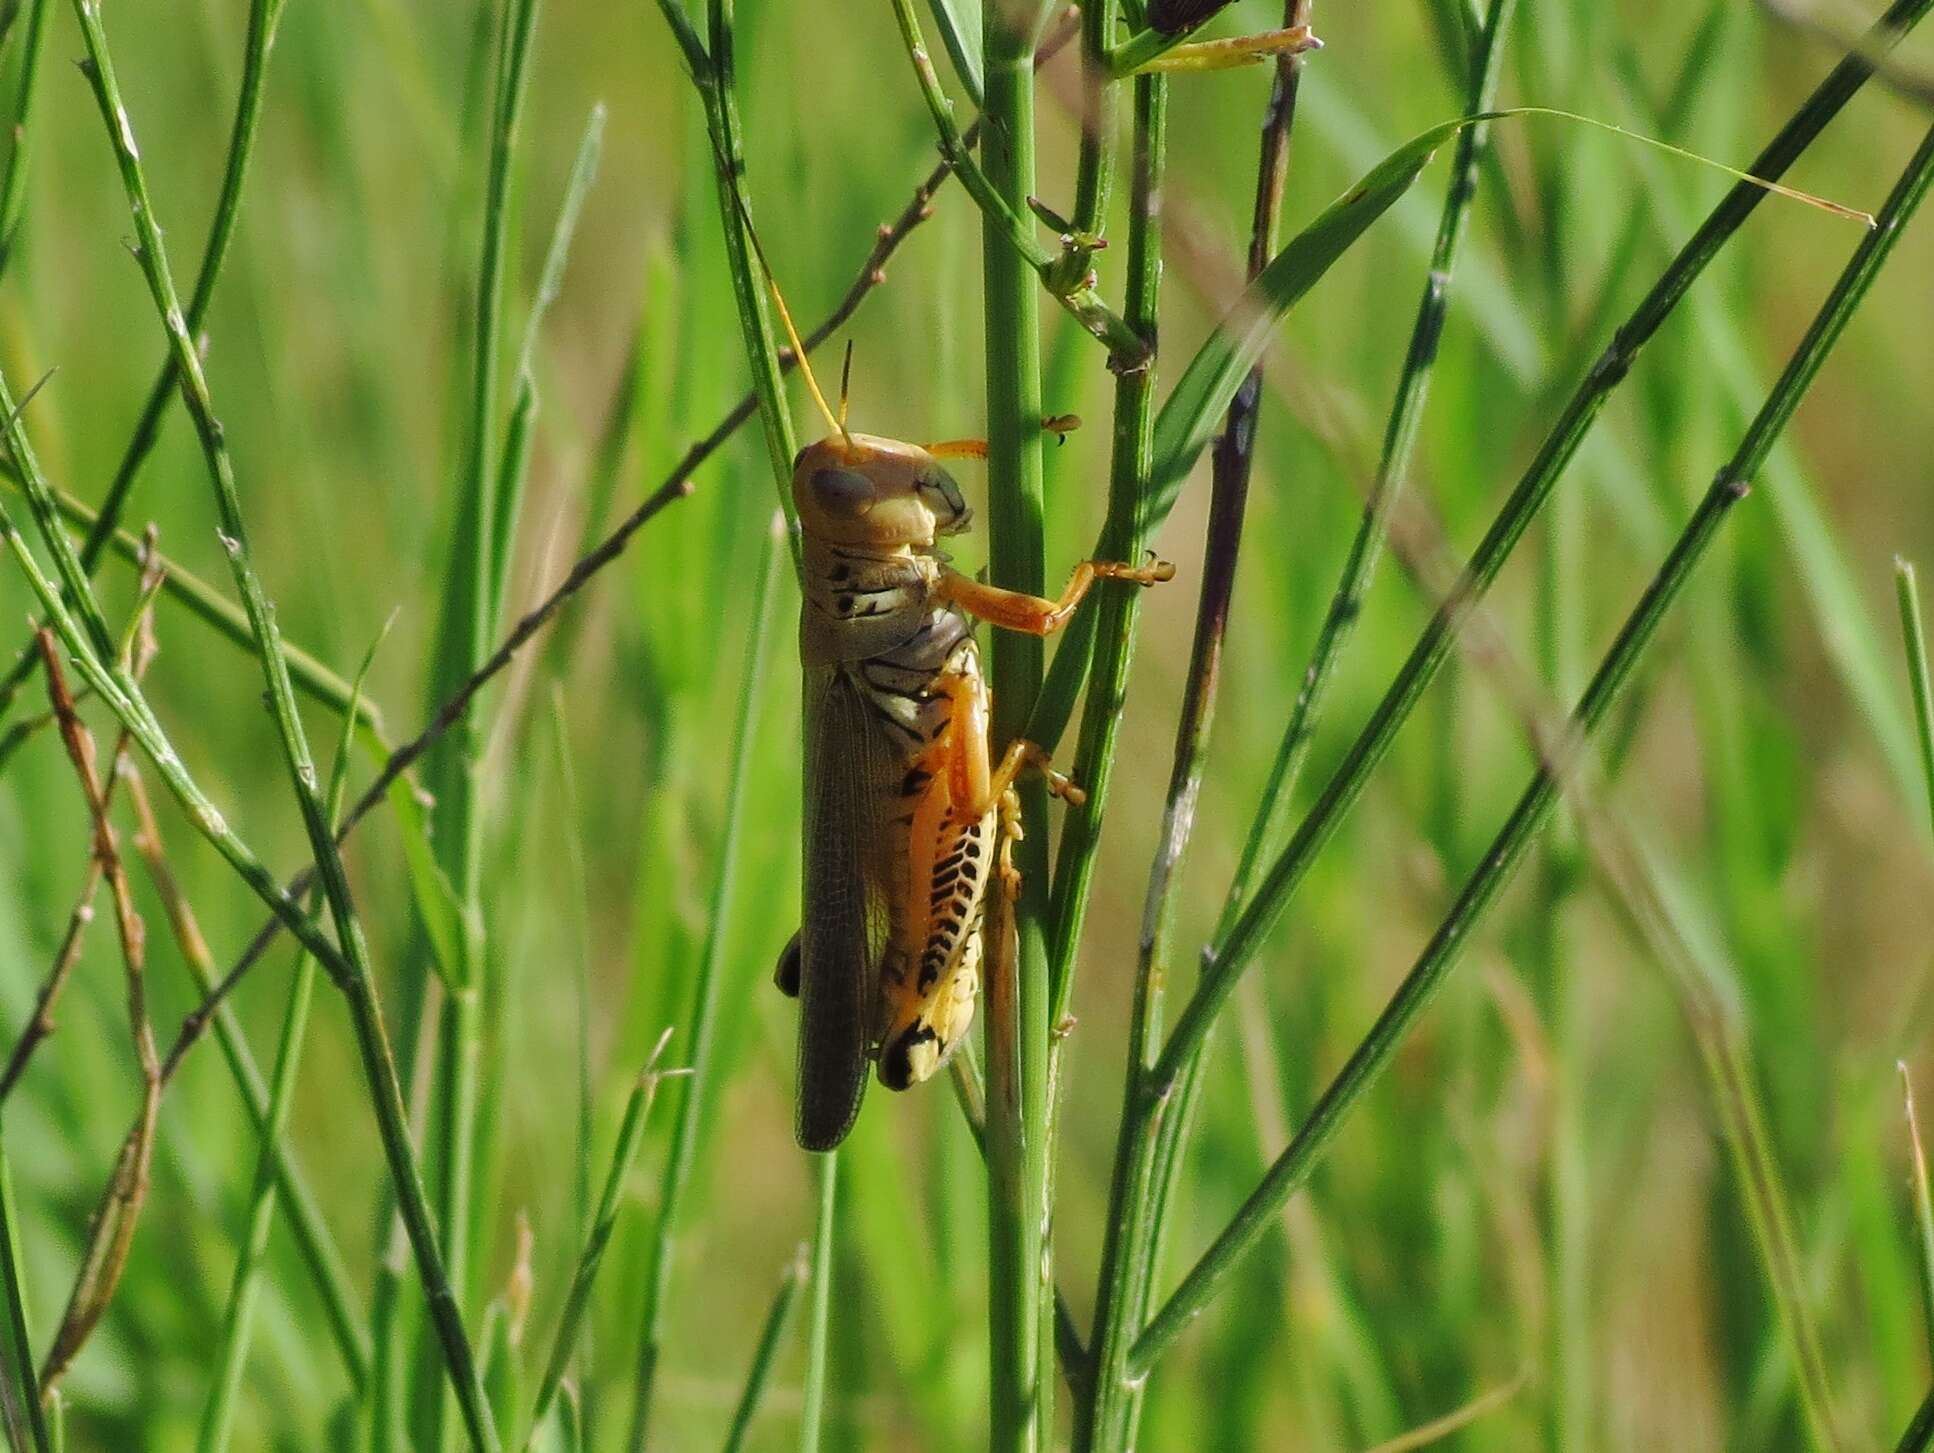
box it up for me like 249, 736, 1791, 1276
0, 1142, 49, 1453
0, 0, 288, 734
34, 639, 160, 1398
1129, 108, 1934, 1380
196, 637, 374, 1453
799, 1151, 837, 1453
979, 3, 1057, 1447
627, 518, 781, 1449
1904, 1065, 1934, 1370
1895, 1384, 1934, 1453
630, 0, 799, 1444
1069, 0, 1117, 240
1078, 6, 1305, 1444
524, 1038, 680, 1447
1896, 559, 1934, 837
63, 5, 500, 1446
421, 11, 544, 1438
0, 0, 52, 277
721, 1250, 807, 1453
1059, 71, 1169, 1453
1043, 68, 1167, 1013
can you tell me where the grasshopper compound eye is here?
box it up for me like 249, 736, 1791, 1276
810, 466, 876, 519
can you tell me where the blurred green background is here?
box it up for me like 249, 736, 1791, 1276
3, 0, 1934, 1447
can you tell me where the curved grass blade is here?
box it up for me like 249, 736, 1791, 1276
719, 1250, 806, 1453
926, 0, 984, 105
1145, 122, 1462, 521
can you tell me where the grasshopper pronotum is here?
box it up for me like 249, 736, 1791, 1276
741, 215, 1173, 1152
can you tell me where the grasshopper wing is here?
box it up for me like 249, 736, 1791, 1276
796, 665, 891, 1150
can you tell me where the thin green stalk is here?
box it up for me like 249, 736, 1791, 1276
685, 0, 804, 529
524, 1043, 678, 1446
630, 8, 796, 1437
1148, 0, 1934, 1108
887, 0, 1147, 367
1069, 0, 1117, 239
491, 102, 604, 619
721, 1252, 806, 1453
979, 5, 1057, 1447
64, 7, 499, 1446
1077, 6, 1306, 1442
1895, 1385, 1934, 1453
1896, 559, 1934, 837
1044, 65, 1167, 1018
947, 1048, 1093, 1390
1130, 110, 1934, 1378
1700, 1011, 1841, 1449
0, 1141, 47, 1453
0, 0, 51, 276
421, 10, 543, 1433
1056, 69, 1166, 1453
0, 0, 287, 737
800, 1150, 837, 1453
1901, 1064, 1934, 1358
627, 515, 782, 1450
196, 637, 375, 1453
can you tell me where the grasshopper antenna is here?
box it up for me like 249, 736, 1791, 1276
838, 340, 854, 433
712, 138, 851, 448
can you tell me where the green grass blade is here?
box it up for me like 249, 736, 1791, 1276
800, 1151, 837, 1453
1898, 1385, 1934, 1453
926, 0, 984, 104
0, 0, 50, 274
196, 621, 384, 1453
524, 1045, 678, 1446
490, 101, 605, 608
1144, 122, 1463, 519
720, 1250, 806, 1453
0, 1140, 47, 1453
1896, 559, 1934, 837
625, 520, 783, 1449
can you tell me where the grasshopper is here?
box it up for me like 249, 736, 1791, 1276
742, 222, 1173, 1152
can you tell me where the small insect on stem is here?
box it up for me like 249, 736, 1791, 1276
729, 171, 1174, 1153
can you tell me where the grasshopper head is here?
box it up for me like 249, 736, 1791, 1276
793, 433, 972, 550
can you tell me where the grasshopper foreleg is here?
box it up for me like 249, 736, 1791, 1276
938, 555, 1176, 638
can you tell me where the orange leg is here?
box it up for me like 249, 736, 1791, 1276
925, 438, 988, 460
926, 417, 1082, 459
938, 557, 1175, 638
